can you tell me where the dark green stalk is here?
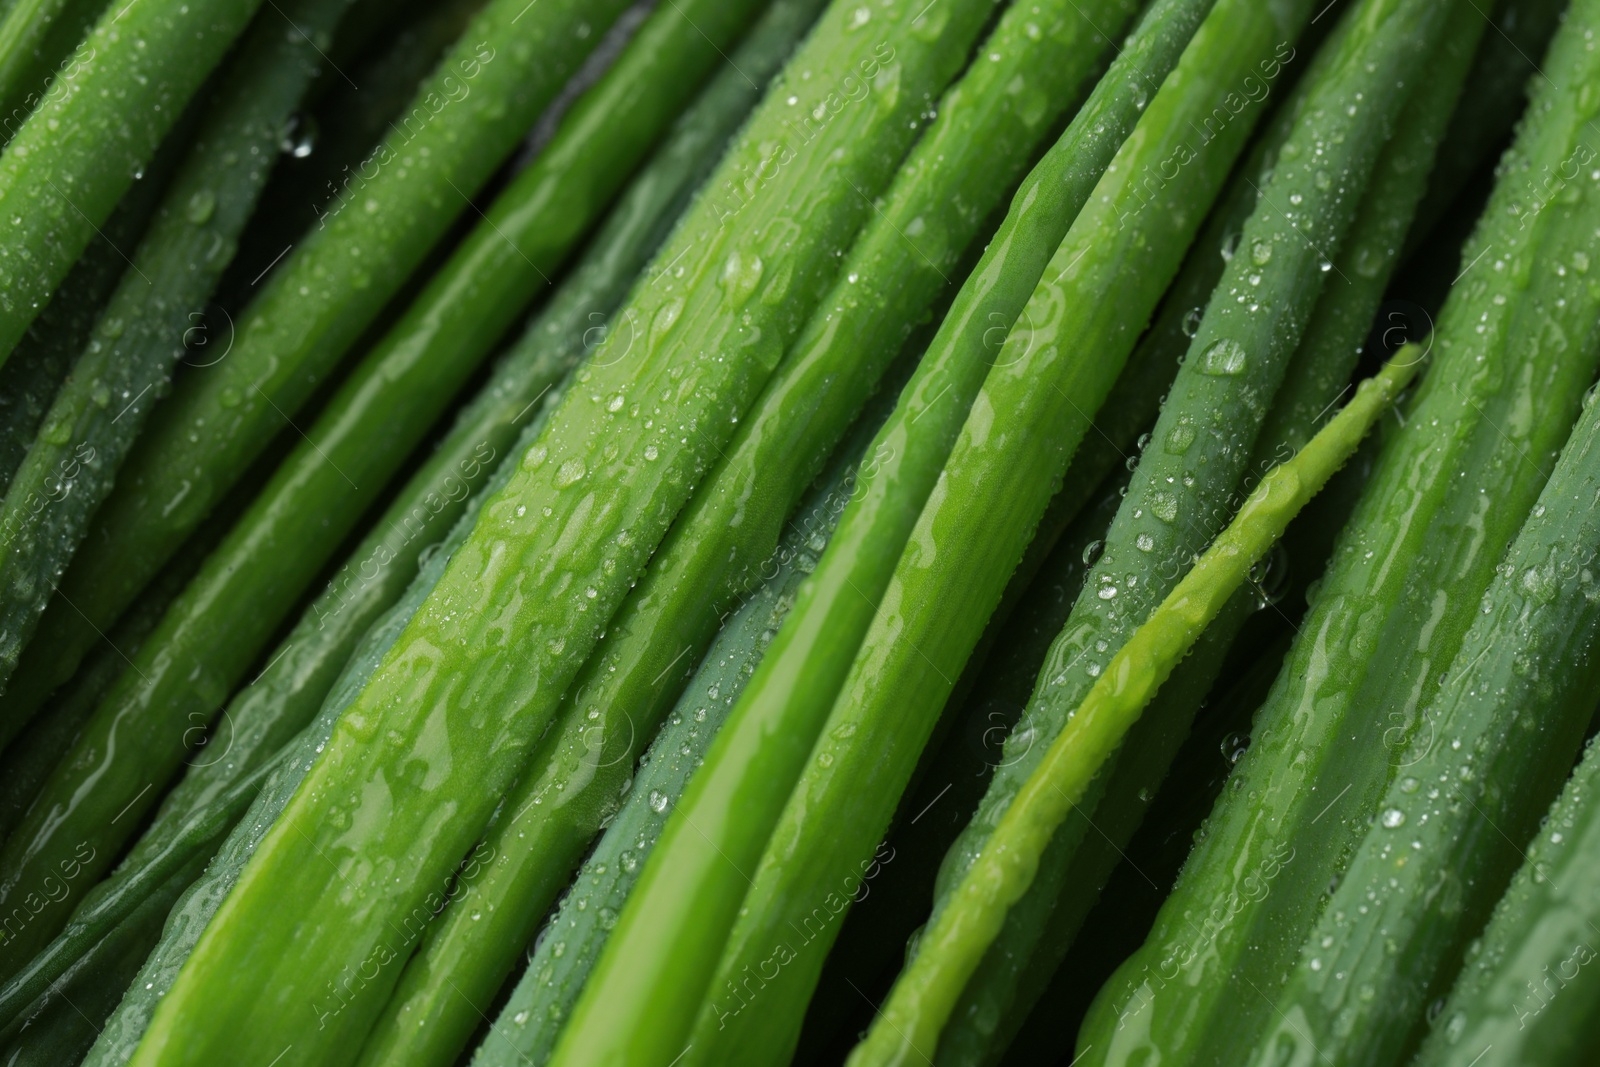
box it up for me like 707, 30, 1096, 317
0, 127, 178, 496
1406, 0, 1567, 250
0, 0, 106, 132
216, 0, 489, 307
0, 853, 203, 1066
0, 0, 265, 365
0, 0, 634, 730
0, 0, 356, 721
0, 501, 230, 849
851, 349, 1424, 1066
1412, 730, 1600, 1067
1255, 343, 1600, 1067
0, 0, 763, 981
0, 751, 281, 1036
1081, 0, 1600, 1056
932, 12, 1486, 1061
78, 352, 564, 1067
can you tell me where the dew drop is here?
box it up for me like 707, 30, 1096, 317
1164, 421, 1196, 454
650, 297, 685, 349
1200, 339, 1248, 376
280, 113, 317, 157
720, 248, 764, 305
185, 189, 216, 225
553, 458, 587, 488
1181, 306, 1203, 337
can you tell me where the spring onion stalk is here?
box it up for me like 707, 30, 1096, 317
1252, 365, 1600, 1067
1412, 728, 1600, 1067
0, 0, 264, 365
1080, 0, 1600, 1056
681, 0, 1453, 1062
849, 347, 1423, 1066
79, 350, 569, 1067
0, 0, 107, 131
466, 405, 879, 1067
0, 0, 634, 732
359, 0, 1171, 1062
112, 0, 791, 926
0, 0, 763, 981
0, 854, 203, 1066
0, 495, 233, 848
0, 0, 355, 718
548, 3, 1241, 1062
0, 751, 284, 1035
123, 3, 1004, 1064
0, 125, 179, 497
931, 11, 1486, 1059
